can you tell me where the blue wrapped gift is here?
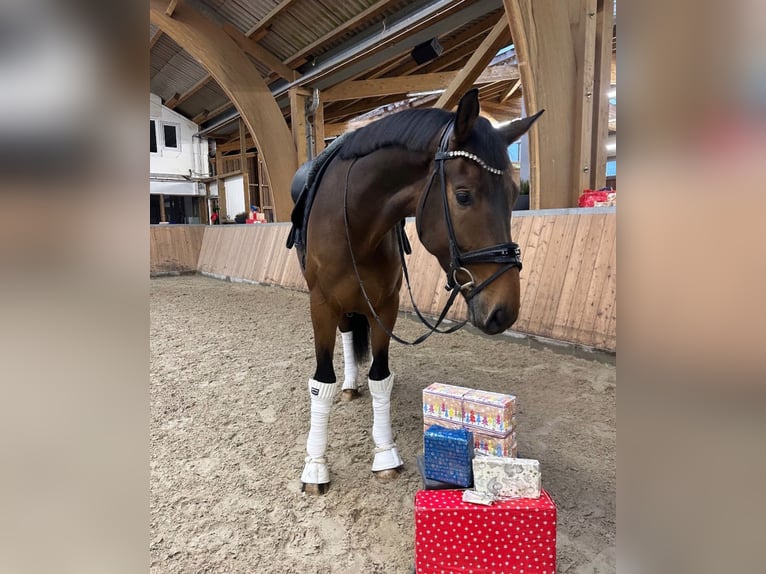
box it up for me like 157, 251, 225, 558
423, 425, 474, 487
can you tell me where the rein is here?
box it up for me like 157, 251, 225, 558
342, 121, 523, 346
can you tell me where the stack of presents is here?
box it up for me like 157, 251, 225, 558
414, 383, 557, 574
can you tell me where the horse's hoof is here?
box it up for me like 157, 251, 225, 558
373, 467, 402, 482
302, 482, 330, 495
340, 389, 359, 402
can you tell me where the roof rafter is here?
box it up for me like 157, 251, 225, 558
222, 23, 296, 81
436, 17, 512, 109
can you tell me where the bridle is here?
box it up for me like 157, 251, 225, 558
343, 120, 523, 345
417, 121, 523, 299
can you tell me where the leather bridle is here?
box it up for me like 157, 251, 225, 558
416, 121, 523, 301
343, 120, 523, 345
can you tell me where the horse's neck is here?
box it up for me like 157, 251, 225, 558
350, 148, 431, 246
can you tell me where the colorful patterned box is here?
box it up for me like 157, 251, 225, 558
414, 489, 557, 574
462, 388, 517, 435
424, 416, 517, 457
422, 383, 472, 425
473, 456, 541, 499
423, 425, 474, 488
474, 431, 518, 458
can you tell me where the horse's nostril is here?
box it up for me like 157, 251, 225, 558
485, 307, 507, 334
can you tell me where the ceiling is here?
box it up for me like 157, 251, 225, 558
149, 0, 527, 141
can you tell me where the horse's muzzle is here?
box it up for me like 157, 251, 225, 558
469, 301, 519, 335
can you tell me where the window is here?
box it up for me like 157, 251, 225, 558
163, 123, 179, 149
150, 120, 157, 153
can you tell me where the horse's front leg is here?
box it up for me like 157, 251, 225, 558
301, 294, 340, 495
367, 295, 404, 481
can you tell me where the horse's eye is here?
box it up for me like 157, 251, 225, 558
455, 191, 472, 206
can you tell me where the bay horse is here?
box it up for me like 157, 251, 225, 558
288, 89, 542, 494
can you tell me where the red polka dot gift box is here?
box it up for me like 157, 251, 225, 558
414, 489, 557, 574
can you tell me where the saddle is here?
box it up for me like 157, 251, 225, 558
286, 133, 349, 257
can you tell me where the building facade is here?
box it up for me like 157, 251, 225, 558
150, 93, 212, 224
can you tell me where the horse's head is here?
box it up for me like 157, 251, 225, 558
417, 90, 543, 335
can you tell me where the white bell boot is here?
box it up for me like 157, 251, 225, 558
340, 330, 358, 393
368, 373, 404, 471
301, 379, 338, 485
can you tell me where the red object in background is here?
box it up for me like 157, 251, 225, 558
579, 189, 616, 208
415, 489, 557, 574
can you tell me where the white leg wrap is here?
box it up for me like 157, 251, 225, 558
368, 373, 403, 471
301, 379, 338, 484
340, 331, 358, 392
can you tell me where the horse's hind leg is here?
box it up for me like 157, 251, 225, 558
338, 314, 359, 402
367, 296, 404, 480
301, 294, 340, 495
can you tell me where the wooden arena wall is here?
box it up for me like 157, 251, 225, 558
150, 208, 616, 351
150, 224, 207, 274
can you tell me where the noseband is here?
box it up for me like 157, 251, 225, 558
416, 121, 523, 301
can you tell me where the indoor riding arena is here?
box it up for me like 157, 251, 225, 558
150, 1, 616, 573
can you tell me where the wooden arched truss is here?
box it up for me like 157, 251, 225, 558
150, 0, 297, 222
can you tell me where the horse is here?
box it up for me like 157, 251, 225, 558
287, 89, 543, 494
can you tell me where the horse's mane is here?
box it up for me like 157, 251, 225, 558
337, 107, 510, 171
338, 108, 452, 160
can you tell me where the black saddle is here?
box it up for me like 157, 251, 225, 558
286, 134, 349, 256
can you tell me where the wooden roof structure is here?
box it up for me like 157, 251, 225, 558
150, 0, 616, 220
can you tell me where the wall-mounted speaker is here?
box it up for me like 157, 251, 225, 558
411, 38, 443, 65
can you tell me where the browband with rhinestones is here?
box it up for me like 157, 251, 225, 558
435, 150, 505, 175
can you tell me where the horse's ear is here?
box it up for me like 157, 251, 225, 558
499, 109, 545, 144
453, 89, 480, 144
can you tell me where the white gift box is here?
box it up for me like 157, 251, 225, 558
472, 456, 541, 499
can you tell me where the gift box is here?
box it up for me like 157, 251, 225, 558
414, 489, 557, 574
424, 416, 517, 457
416, 454, 467, 490
422, 383, 517, 435
462, 388, 517, 435
423, 425, 474, 487
422, 383, 472, 425
473, 456, 541, 499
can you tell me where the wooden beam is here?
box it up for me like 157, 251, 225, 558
480, 99, 523, 120
191, 101, 232, 125
289, 87, 308, 166
245, 0, 300, 37
239, 119, 251, 211
504, 0, 576, 208
285, 0, 402, 67
384, 11, 500, 78
570, 0, 598, 200
323, 72, 457, 102
476, 64, 520, 84
164, 92, 181, 109
435, 17, 511, 110
499, 78, 522, 103
159, 194, 166, 223
324, 94, 406, 124
192, 109, 209, 124
312, 96, 325, 154
166, 0, 178, 17
221, 23, 295, 81
172, 74, 212, 110
151, 0, 297, 222
150, 28, 163, 50
590, 0, 614, 189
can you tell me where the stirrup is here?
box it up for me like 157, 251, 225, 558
372, 445, 403, 472
301, 456, 330, 484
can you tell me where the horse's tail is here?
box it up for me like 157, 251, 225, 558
348, 312, 370, 365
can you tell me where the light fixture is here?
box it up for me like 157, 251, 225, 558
607, 87, 616, 98
605, 142, 616, 152
411, 38, 443, 65
407, 89, 445, 98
